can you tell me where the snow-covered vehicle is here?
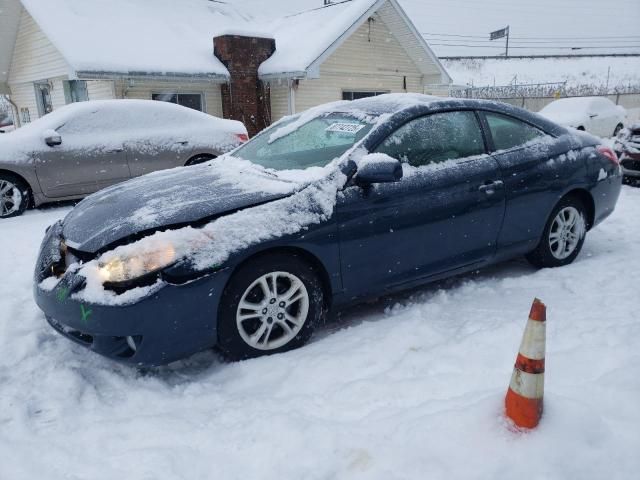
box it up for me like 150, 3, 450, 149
614, 123, 640, 184
34, 94, 622, 366
0, 100, 248, 218
538, 96, 626, 138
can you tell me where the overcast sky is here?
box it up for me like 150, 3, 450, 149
235, 0, 640, 57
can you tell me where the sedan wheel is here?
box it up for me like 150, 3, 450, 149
236, 271, 310, 351
548, 206, 585, 260
0, 175, 29, 218
218, 252, 324, 360
526, 196, 588, 268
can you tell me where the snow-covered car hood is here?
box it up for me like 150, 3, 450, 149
62, 159, 300, 253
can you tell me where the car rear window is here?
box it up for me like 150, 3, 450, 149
484, 112, 545, 152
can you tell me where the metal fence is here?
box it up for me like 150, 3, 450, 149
450, 81, 640, 100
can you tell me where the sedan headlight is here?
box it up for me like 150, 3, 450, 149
97, 244, 177, 284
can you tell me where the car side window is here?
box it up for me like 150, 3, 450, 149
375, 111, 485, 167
484, 112, 545, 151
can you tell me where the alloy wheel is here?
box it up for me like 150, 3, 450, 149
236, 271, 310, 350
0, 179, 22, 217
548, 206, 585, 260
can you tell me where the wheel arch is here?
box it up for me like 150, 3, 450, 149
0, 168, 33, 206
228, 246, 334, 310
185, 153, 216, 166
560, 188, 595, 230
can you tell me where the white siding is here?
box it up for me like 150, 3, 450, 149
114, 79, 224, 118
7, 81, 38, 124
271, 13, 432, 121
8, 9, 70, 85
269, 80, 290, 120
87, 80, 116, 101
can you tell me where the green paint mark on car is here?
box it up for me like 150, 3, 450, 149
80, 304, 92, 324
56, 286, 69, 303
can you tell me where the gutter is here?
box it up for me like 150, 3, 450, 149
75, 70, 230, 83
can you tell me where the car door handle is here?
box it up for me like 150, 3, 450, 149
478, 180, 504, 194
174, 140, 189, 145
106, 147, 124, 153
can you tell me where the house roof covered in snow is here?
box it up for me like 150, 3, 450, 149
4, 0, 449, 85
259, 0, 450, 82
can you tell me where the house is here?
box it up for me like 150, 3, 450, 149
0, 0, 451, 135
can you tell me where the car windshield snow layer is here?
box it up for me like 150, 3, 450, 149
233, 114, 375, 170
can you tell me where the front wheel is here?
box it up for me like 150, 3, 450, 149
217, 252, 325, 360
0, 173, 30, 219
526, 196, 588, 268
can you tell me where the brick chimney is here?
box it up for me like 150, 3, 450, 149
214, 35, 276, 137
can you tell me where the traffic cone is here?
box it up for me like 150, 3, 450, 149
505, 298, 546, 429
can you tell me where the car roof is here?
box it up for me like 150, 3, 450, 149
327, 93, 567, 138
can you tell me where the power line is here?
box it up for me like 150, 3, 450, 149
427, 43, 640, 49
422, 32, 640, 40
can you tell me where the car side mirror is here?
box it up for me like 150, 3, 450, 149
43, 129, 62, 147
355, 153, 403, 185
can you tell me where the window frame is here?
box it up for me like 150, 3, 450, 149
151, 92, 206, 112
342, 90, 390, 101
477, 110, 553, 153
34, 81, 53, 117
370, 108, 491, 168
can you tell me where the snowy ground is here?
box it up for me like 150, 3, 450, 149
1, 187, 639, 480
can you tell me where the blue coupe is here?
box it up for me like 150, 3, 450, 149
34, 94, 622, 365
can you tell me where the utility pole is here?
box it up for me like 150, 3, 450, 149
505, 25, 510, 57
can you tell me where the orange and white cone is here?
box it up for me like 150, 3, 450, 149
505, 298, 546, 429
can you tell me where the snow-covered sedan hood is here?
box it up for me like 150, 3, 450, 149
62, 159, 299, 253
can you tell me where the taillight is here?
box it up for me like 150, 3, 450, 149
235, 133, 249, 143
597, 145, 619, 166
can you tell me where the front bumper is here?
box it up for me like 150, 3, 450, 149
33, 222, 232, 366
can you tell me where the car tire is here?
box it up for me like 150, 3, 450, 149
185, 154, 216, 166
0, 173, 30, 219
613, 123, 624, 137
217, 252, 325, 360
526, 195, 588, 268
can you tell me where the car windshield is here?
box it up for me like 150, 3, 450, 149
232, 114, 375, 170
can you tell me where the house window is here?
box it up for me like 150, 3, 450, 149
20, 108, 31, 124
152, 93, 203, 112
64, 80, 89, 103
34, 82, 53, 116
342, 91, 389, 101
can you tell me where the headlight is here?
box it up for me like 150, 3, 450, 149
96, 244, 176, 284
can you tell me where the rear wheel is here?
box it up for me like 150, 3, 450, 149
185, 154, 215, 166
0, 173, 30, 218
526, 196, 588, 268
217, 252, 325, 360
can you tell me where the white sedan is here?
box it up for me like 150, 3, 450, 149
538, 97, 626, 138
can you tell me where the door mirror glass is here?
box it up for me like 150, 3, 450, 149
355, 153, 403, 184
43, 129, 62, 147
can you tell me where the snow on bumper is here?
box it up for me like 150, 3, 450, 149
33, 222, 231, 366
